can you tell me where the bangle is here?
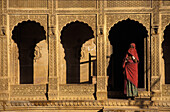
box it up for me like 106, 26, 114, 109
132, 56, 135, 60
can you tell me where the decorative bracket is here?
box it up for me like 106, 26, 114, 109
1, 26, 6, 36
152, 25, 159, 35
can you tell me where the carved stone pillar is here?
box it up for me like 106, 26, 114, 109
150, 0, 161, 100
96, 0, 108, 100
0, 14, 9, 100
48, 14, 59, 100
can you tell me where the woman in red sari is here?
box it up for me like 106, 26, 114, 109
123, 43, 139, 98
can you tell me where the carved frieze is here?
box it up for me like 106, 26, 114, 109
162, 0, 170, 6
106, 0, 151, 8
57, 0, 97, 8
10, 84, 46, 96
10, 84, 46, 100
8, 0, 48, 9
138, 91, 151, 98
59, 84, 94, 96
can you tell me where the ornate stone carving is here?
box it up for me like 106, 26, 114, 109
0, 26, 6, 36
58, 15, 96, 33
161, 15, 170, 31
57, 0, 97, 8
9, 15, 47, 33
162, 0, 170, 6
0, 93, 9, 100
10, 84, 46, 100
34, 46, 42, 61
8, 0, 48, 8
162, 85, 170, 96
2, 0, 7, 13
0, 78, 8, 91
106, 14, 150, 33
8, 10, 49, 14
152, 0, 160, 24
10, 84, 46, 96
49, 78, 58, 90
57, 15, 96, 83
151, 35, 156, 76
151, 78, 160, 90
0, 100, 168, 108
151, 26, 160, 77
97, 77, 108, 92
59, 84, 94, 96
138, 91, 151, 98
0, 0, 169, 111
49, 34, 56, 77
9, 15, 48, 84
106, 0, 151, 8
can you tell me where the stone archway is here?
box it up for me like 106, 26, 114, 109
12, 20, 46, 84
107, 18, 148, 98
60, 21, 94, 84
162, 24, 170, 84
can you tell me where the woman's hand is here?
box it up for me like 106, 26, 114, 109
127, 56, 132, 60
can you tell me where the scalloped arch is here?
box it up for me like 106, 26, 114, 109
162, 23, 170, 84
60, 20, 94, 48
162, 23, 170, 45
12, 20, 46, 44
107, 18, 148, 90
108, 18, 148, 45
11, 20, 46, 84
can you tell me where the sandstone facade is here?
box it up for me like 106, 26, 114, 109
0, 0, 170, 111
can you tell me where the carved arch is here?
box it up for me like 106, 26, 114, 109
12, 20, 46, 84
162, 23, 170, 84
60, 20, 94, 84
107, 18, 148, 95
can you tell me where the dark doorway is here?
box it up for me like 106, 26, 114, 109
12, 20, 46, 84
162, 24, 170, 84
107, 19, 148, 97
60, 21, 94, 84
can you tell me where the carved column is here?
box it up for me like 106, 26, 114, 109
0, 0, 9, 100
96, 0, 108, 100
48, 0, 59, 100
151, 0, 161, 100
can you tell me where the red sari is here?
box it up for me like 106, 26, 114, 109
123, 43, 139, 95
